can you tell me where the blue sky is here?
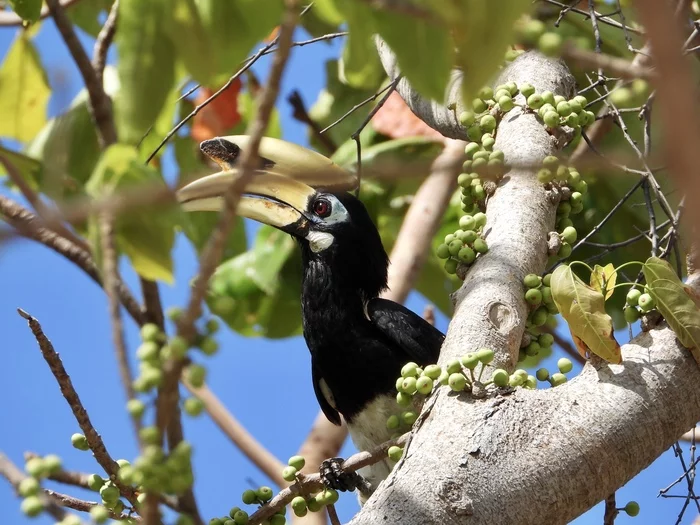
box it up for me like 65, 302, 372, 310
0, 15, 696, 525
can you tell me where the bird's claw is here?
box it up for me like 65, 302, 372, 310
320, 457, 365, 493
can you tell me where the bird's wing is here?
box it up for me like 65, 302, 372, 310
312, 363, 342, 425
367, 298, 444, 364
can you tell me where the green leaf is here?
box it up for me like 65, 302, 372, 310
0, 144, 41, 190
0, 32, 50, 142
551, 264, 621, 364
196, 0, 284, 86
345, 136, 444, 180
207, 226, 302, 338
336, 2, 385, 89
372, 10, 452, 101
25, 89, 101, 200
67, 0, 112, 37
590, 263, 616, 301
309, 60, 383, 149
87, 145, 176, 283
643, 257, 700, 359
115, 0, 176, 145
182, 212, 247, 261
166, 0, 218, 86
444, 0, 531, 99
8, 0, 42, 23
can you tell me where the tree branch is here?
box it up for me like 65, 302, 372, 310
348, 49, 700, 525
0, 452, 70, 522
99, 214, 142, 443
249, 434, 409, 524
0, 196, 146, 325
45, 488, 137, 522
634, 0, 700, 237
16, 309, 138, 508
0, 154, 91, 253
92, 0, 119, 85
562, 43, 655, 80
45, 0, 117, 147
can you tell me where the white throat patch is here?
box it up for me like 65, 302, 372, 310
307, 231, 335, 253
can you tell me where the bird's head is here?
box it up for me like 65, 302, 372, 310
177, 136, 389, 299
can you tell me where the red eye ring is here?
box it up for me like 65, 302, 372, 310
313, 199, 331, 218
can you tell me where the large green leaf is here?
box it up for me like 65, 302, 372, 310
440, 0, 531, 100
344, 136, 444, 180
643, 257, 700, 360
87, 145, 176, 283
67, 0, 112, 37
196, 0, 284, 86
309, 60, 383, 150
25, 89, 101, 200
337, 2, 385, 89
115, 0, 176, 145
0, 32, 49, 142
372, 10, 452, 102
551, 264, 621, 364
7, 0, 42, 23
207, 226, 302, 338
166, 0, 219, 86
0, 144, 41, 190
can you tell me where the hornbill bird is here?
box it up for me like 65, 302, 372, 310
178, 136, 445, 501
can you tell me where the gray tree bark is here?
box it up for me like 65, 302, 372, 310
349, 47, 700, 525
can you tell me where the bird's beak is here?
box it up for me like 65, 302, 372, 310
176, 136, 356, 235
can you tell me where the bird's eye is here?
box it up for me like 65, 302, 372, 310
313, 198, 332, 218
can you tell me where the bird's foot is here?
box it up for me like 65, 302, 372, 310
320, 457, 372, 497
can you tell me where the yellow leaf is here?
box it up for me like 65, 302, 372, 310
552, 264, 622, 364
589, 263, 617, 300
0, 33, 50, 142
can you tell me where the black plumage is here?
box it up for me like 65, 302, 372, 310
295, 192, 444, 428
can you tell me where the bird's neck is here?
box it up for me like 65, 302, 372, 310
300, 258, 372, 322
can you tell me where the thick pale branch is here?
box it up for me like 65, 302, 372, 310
350, 50, 700, 525
376, 38, 466, 139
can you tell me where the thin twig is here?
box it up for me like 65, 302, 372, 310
562, 43, 654, 80
250, 433, 409, 525
0, 452, 69, 522
541, 0, 644, 34
0, 196, 146, 325
92, 0, 119, 84
146, 40, 278, 164
603, 493, 617, 525
326, 504, 341, 525
0, 155, 91, 253
635, 0, 700, 240
287, 90, 337, 154
319, 80, 397, 135
45, 0, 117, 147
46, 489, 138, 521
16, 309, 138, 508
99, 213, 142, 443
